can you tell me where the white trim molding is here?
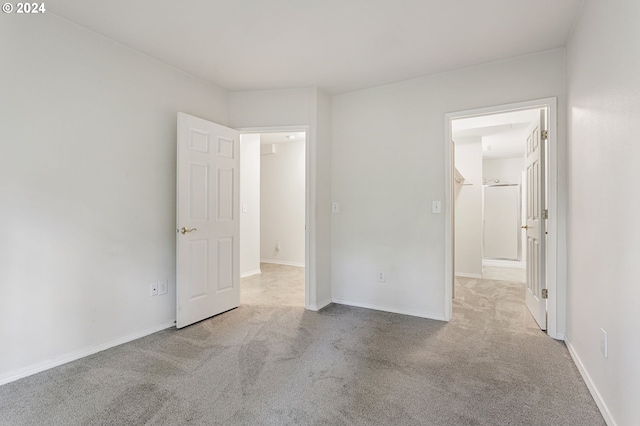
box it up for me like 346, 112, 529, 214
241, 269, 262, 278
455, 273, 483, 279
0, 320, 175, 386
332, 298, 447, 321
482, 259, 525, 269
565, 338, 616, 426
309, 298, 333, 311
260, 259, 305, 268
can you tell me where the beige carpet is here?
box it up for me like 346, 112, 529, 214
241, 263, 305, 307
0, 270, 604, 425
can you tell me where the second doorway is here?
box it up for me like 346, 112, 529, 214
239, 130, 307, 307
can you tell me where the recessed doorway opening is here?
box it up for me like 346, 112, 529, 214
239, 128, 308, 308
444, 98, 564, 339
453, 108, 539, 280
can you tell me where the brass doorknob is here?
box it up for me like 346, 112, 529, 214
180, 227, 197, 234
521, 225, 529, 229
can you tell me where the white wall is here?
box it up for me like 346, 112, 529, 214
454, 138, 483, 277
0, 14, 229, 383
260, 141, 306, 266
240, 134, 261, 277
314, 90, 333, 307
566, 1, 640, 424
331, 48, 566, 319
229, 88, 332, 309
483, 157, 524, 182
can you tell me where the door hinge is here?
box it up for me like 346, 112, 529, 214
541, 289, 548, 299
542, 209, 548, 219
541, 130, 548, 141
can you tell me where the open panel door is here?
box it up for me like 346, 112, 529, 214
176, 113, 240, 328
524, 109, 547, 330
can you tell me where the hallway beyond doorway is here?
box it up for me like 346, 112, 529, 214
241, 263, 304, 307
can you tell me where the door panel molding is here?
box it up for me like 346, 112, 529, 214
177, 112, 240, 328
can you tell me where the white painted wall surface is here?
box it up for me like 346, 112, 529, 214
483, 157, 524, 182
454, 138, 483, 277
314, 90, 333, 307
260, 140, 306, 266
240, 134, 261, 277
230, 88, 313, 128
229, 88, 332, 310
0, 14, 229, 382
331, 49, 566, 320
566, 1, 640, 424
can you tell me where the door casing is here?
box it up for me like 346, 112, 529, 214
444, 97, 564, 339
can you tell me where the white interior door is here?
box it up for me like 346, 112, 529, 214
524, 110, 547, 330
176, 112, 240, 328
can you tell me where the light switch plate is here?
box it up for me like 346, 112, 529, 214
332, 202, 340, 213
432, 201, 442, 214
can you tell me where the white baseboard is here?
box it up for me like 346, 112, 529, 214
482, 259, 525, 269
455, 272, 483, 279
241, 269, 261, 278
0, 320, 175, 386
308, 298, 332, 311
550, 332, 565, 341
331, 298, 446, 321
565, 338, 616, 426
260, 259, 305, 268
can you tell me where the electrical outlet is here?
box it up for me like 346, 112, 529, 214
158, 280, 168, 295
600, 328, 608, 358
275, 242, 280, 251
377, 271, 386, 283
150, 283, 158, 296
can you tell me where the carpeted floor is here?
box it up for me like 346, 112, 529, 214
0, 268, 604, 425
241, 263, 305, 307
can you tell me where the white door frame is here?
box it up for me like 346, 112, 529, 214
237, 125, 312, 310
444, 97, 564, 339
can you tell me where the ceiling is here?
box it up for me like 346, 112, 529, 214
259, 132, 306, 145
452, 109, 540, 159
47, 0, 584, 94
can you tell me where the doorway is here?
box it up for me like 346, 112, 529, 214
452, 109, 537, 281
239, 128, 308, 308
444, 98, 563, 339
